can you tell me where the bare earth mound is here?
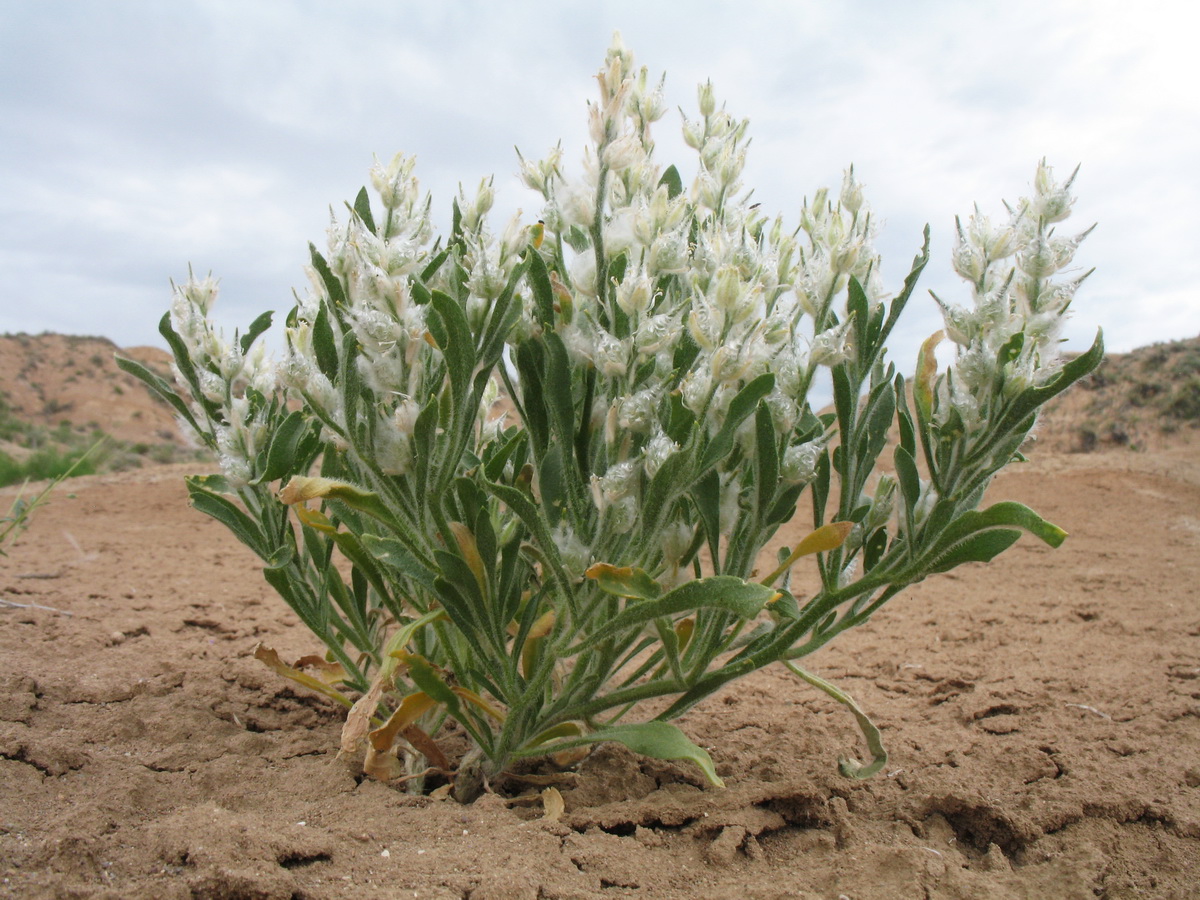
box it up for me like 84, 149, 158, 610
2, 442, 1198, 899
0, 333, 180, 447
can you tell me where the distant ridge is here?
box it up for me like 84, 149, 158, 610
0, 332, 181, 446
2, 331, 1197, 466
1032, 334, 1200, 453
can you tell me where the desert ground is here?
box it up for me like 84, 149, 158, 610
2, 433, 1199, 899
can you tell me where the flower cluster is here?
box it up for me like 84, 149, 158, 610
167, 274, 275, 486
933, 161, 1093, 430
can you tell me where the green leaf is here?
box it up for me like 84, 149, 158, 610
419, 246, 451, 283
878, 225, 931, 348
831, 362, 854, 437
998, 331, 1025, 369
329, 531, 394, 612
784, 662, 888, 780
451, 197, 463, 243
397, 652, 460, 708
768, 589, 801, 620
483, 427, 526, 482
765, 482, 804, 527
894, 445, 921, 520
754, 402, 778, 526
698, 373, 775, 474
362, 534, 438, 593
476, 258, 529, 364
639, 442, 694, 539
312, 305, 339, 379
847, 276, 870, 359
690, 469, 721, 563
156, 312, 218, 420
853, 379, 895, 478
186, 478, 266, 559
925, 529, 1021, 573
939, 500, 1068, 549
351, 186, 376, 234
188, 472, 235, 494
239, 310, 274, 355
114, 354, 202, 436
431, 568, 483, 637
434, 547, 484, 608
515, 342, 549, 455
429, 290, 474, 411
526, 245, 556, 327
411, 279, 433, 306
608, 250, 628, 287
340, 329, 364, 427
810, 447, 831, 527
541, 333, 585, 508
258, 410, 313, 484
482, 480, 573, 598
658, 164, 684, 200
577, 576, 777, 650
535, 721, 723, 787
895, 373, 916, 458
537, 451, 567, 527
863, 526, 889, 570
308, 244, 346, 308
997, 329, 1105, 433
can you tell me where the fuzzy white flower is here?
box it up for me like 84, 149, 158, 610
642, 430, 678, 479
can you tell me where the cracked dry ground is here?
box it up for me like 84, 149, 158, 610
2, 448, 1199, 900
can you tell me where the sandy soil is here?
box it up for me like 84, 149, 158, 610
2, 446, 1199, 900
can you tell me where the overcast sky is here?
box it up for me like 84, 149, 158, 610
2, 0, 1197, 373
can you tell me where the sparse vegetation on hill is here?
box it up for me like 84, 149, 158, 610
1033, 334, 1200, 453
0, 332, 205, 487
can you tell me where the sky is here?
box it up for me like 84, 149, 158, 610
2, 0, 1198, 375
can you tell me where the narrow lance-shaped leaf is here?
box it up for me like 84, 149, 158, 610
569, 576, 778, 652
186, 478, 268, 558
996, 329, 1105, 434
525, 721, 724, 788
924, 529, 1022, 574
312, 305, 339, 379
754, 402, 778, 526
351, 186, 376, 234
114, 354, 203, 437
934, 500, 1068, 551
698, 373, 775, 473
257, 410, 314, 484
239, 310, 274, 355
157, 312, 207, 415
429, 290, 475, 411
309, 244, 346, 308
658, 164, 683, 200
893, 445, 921, 520
878, 225, 931, 345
